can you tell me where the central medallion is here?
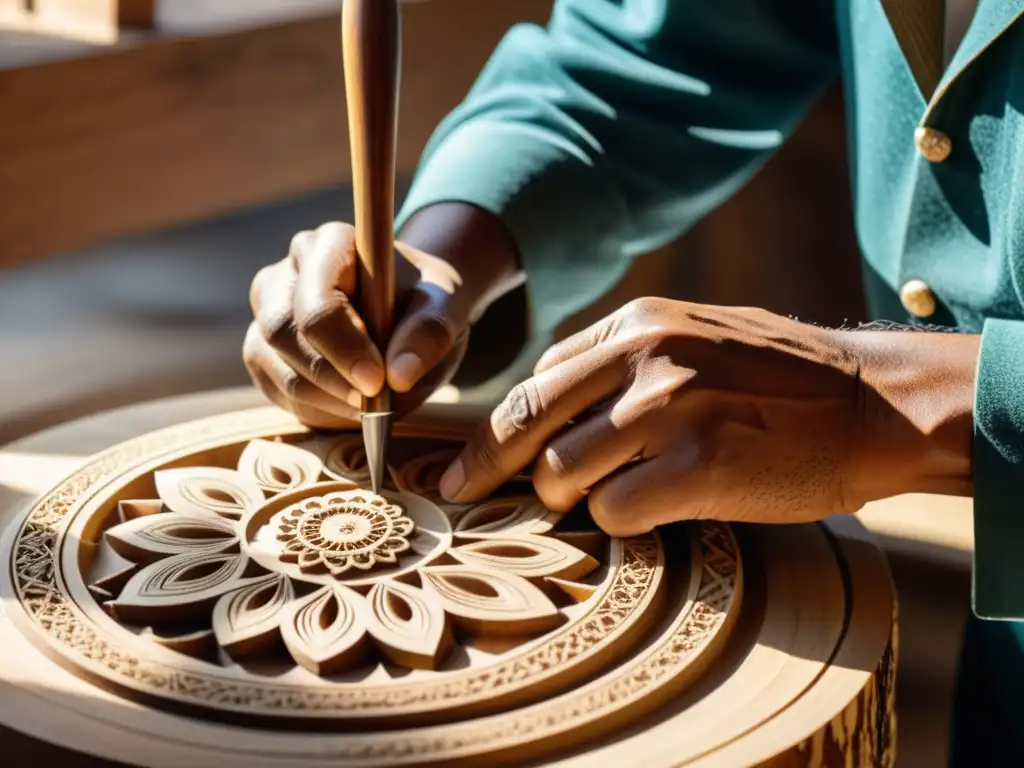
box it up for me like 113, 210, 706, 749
242, 480, 454, 589
276, 491, 416, 576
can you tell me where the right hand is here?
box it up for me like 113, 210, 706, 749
243, 204, 520, 427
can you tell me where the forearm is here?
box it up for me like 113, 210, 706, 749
396, 203, 528, 383
397, 202, 524, 319
839, 329, 978, 502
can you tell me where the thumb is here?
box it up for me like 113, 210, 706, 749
386, 284, 469, 393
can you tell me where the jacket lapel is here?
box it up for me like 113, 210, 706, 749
922, 0, 1024, 122
879, 0, 946, 100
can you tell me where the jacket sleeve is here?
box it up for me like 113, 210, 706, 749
973, 319, 1024, 619
395, 0, 839, 348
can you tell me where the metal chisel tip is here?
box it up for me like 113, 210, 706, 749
361, 411, 394, 495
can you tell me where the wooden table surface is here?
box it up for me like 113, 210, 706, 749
0, 386, 972, 766
0, 0, 554, 268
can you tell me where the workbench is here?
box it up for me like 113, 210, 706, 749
0, 0, 553, 268
0, 386, 969, 766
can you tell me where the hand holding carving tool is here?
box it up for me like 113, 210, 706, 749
341, 0, 401, 494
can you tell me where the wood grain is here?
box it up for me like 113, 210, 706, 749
343, 0, 400, 413
0, 0, 553, 267
0, 390, 895, 766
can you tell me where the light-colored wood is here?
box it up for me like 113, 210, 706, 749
0, 389, 895, 766
0, 0, 554, 268
0, 0, 153, 43
343, 0, 400, 398
855, 493, 973, 570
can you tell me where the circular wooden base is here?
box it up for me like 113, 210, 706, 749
0, 390, 896, 767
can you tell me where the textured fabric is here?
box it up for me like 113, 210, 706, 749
394, 0, 1024, 750
950, 616, 1024, 765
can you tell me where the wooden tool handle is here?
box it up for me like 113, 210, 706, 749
342, 0, 400, 411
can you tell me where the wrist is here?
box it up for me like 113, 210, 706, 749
837, 329, 979, 503
397, 202, 524, 319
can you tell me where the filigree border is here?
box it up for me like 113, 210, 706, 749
3, 409, 740, 763
7, 413, 664, 715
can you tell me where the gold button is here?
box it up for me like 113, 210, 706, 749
900, 279, 936, 318
914, 126, 952, 162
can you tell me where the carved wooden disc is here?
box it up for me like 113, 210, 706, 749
0, 397, 897, 767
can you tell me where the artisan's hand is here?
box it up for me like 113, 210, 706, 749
439, 298, 979, 535
243, 204, 521, 427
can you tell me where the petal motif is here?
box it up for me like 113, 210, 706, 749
105, 512, 236, 563
155, 467, 265, 521
365, 581, 451, 669
237, 439, 324, 494
420, 565, 561, 636
388, 449, 460, 499
454, 497, 561, 538
212, 573, 293, 656
449, 534, 598, 582
322, 435, 371, 485
392, 517, 415, 538
381, 536, 411, 554
297, 550, 323, 572
109, 552, 248, 625
279, 585, 369, 675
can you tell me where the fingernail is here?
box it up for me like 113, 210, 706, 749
388, 352, 424, 392
439, 458, 466, 502
350, 359, 384, 397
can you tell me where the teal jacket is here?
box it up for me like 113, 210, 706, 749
396, 0, 1024, 736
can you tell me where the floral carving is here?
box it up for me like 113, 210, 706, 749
5, 410, 752, 761
276, 491, 415, 575
92, 436, 602, 676
238, 438, 324, 493
389, 448, 461, 501
449, 536, 598, 582
212, 573, 293, 655
454, 497, 559, 537
365, 580, 451, 669
322, 433, 371, 485
279, 585, 370, 675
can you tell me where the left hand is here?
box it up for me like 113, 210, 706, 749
437, 298, 976, 536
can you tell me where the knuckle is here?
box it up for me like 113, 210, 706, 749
289, 230, 315, 260
622, 296, 662, 318
315, 221, 356, 242
533, 446, 581, 513
293, 303, 326, 338
407, 311, 457, 358
540, 442, 579, 484
249, 265, 275, 311
260, 312, 296, 350
241, 341, 260, 373
587, 488, 633, 537
304, 354, 329, 387
498, 381, 544, 438
279, 370, 305, 399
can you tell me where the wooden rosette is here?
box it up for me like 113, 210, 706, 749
0, 403, 896, 767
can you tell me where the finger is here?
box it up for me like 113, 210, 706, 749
588, 446, 711, 537
533, 311, 621, 374
292, 222, 385, 398
251, 259, 355, 401
243, 324, 361, 422
385, 284, 468, 393
392, 331, 469, 417
438, 346, 630, 504
244, 349, 356, 429
531, 399, 652, 513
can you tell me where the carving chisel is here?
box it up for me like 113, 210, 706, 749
341, 0, 401, 494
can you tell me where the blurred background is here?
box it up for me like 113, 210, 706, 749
0, 2, 966, 765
